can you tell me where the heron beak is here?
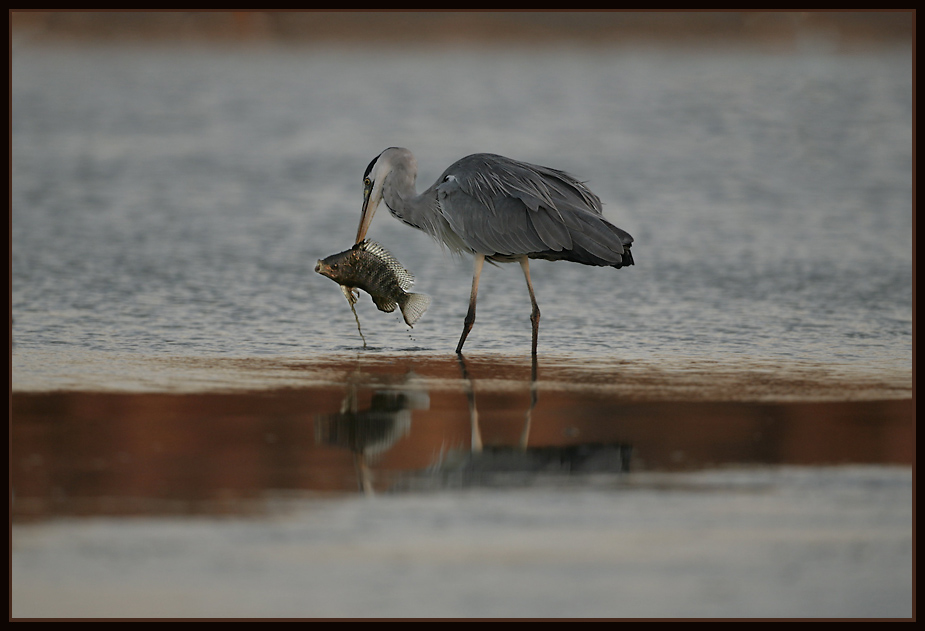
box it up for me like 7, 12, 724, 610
355, 181, 379, 244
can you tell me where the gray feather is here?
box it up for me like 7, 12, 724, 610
372, 148, 633, 268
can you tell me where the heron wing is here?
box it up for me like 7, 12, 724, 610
435, 154, 629, 263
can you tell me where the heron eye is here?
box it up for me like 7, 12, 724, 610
363, 177, 371, 187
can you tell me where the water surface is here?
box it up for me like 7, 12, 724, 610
11, 44, 913, 375
11, 40, 914, 620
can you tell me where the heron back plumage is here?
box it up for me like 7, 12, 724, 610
432, 153, 633, 268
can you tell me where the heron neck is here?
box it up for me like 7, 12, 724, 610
379, 176, 459, 252
382, 174, 428, 230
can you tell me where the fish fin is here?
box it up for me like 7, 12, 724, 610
399, 293, 431, 327
357, 239, 415, 292
371, 294, 398, 313
340, 285, 358, 306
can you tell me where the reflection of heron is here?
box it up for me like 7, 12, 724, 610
440, 354, 632, 487
356, 148, 635, 355
457, 353, 538, 454
315, 376, 429, 495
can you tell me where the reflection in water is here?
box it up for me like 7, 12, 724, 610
438, 353, 632, 489
10, 353, 914, 517
316, 355, 634, 495
315, 372, 429, 495
456, 354, 482, 452
425, 443, 634, 491
524, 352, 538, 450
456, 353, 540, 453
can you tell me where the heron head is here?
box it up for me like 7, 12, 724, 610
355, 147, 416, 244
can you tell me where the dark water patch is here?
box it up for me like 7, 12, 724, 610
12, 353, 912, 520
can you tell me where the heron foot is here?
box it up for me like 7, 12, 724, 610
456, 317, 474, 354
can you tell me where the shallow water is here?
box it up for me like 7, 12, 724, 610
11, 352, 914, 519
11, 40, 914, 619
11, 43, 913, 371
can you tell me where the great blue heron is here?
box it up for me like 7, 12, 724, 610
355, 147, 634, 355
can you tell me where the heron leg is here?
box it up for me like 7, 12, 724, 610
519, 256, 541, 356
456, 254, 485, 355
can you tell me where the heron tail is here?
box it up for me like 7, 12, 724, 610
399, 292, 431, 327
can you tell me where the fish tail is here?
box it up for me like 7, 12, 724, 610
399, 293, 431, 327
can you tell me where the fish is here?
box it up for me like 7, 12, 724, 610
315, 239, 431, 328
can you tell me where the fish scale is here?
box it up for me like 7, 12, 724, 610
315, 240, 431, 332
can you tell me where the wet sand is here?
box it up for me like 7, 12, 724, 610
12, 350, 913, 398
